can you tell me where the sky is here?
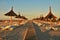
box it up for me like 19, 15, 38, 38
0, 0, 60, 20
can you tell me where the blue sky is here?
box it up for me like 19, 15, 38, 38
0, 0, 60, 20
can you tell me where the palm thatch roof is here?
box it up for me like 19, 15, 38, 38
4, 7, 17, 16
45, 6, 57, 19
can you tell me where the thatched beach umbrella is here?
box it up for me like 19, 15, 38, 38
16, 12, 27, 20
15, 12, 21, 18
15, 12, 22, 24
15, 12, 27, 25
21, 16, 27, 20
4, 7, 17, 25
15, 12, 27, 24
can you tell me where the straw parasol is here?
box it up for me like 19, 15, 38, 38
15, 12, 27, 24
16, 12, 27, 20
15, 12, 21, 18
4, 7, 17, 25
15, 12, 22, 24
21, 16, 27, 20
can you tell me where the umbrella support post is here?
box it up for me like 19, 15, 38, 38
10, 16, 13, 25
